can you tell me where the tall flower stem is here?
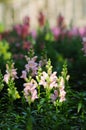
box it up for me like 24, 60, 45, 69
26, 106, 32, 130
46, 88, 51, 101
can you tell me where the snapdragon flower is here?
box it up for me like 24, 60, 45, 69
59, 89, 66, 102
3, 63, 20, 100
23, 79, 38, 103
39, 71, 58, 89
58, 77, 65, 90
4, 63, 18, 84
20, 70, 27, 80
58, 77, 66, 102
51, 90, 58, 101
25, 60, 38, 74
21, 56, 39, 78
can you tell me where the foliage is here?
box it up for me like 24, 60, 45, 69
0, 40, 11, 60
0, 13, 86, 129
0, 53, 68, 129
0, 40, 12, 73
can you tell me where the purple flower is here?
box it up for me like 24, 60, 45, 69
69, 27, 79, 36
51, 90, 58, 101
79, 27, 86, 37
25, 61, 37, 70
20, 70, 27, 79
31, 30, 37, 39
25, 56, 38, 76
11, 68, 18, 79
23, 79, 37, 90
51, 27, 61, 40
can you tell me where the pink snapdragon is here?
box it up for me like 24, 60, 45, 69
25, 57, 38, 76
39, 71, 48, 87
51, 90, 58, 101
4, 73, 10, 84
69, 27, 79, 37
21, 56, 41, 78
25, 60, 38, 72
23, 79, 38, 102
39, 71, 58, 89
20, 70, 27, 80
11, 68, 18, 79
4, 64, 18, 84
13, 24, 22, 36
79, 27, 86, 37
13, 16, 30, 39
58, 77, 66, 102
59, 89, 66, 102
51, 27, 61, 40
50, 72, 58, 88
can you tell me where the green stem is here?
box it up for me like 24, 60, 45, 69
26, 107, 32, 130
46, 87, 51, 101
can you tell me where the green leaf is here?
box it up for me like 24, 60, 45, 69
77, 102, 82, 113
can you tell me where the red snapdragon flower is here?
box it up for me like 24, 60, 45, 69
38, 11, 45, 27
57, 13, 66, 30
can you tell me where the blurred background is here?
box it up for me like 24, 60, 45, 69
0, 0, 86, 30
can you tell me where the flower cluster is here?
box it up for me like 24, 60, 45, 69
21, 55, 44, 104
4, 63, 18, 84
39, 65, 66, 102
58, 77, 66, 102
4, 62, 20, 100
13, 16, 30, 39
21, 56, 39, 79
22, 56, 67, 106
23, 79, 38, 104
39, 71, 58, 89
